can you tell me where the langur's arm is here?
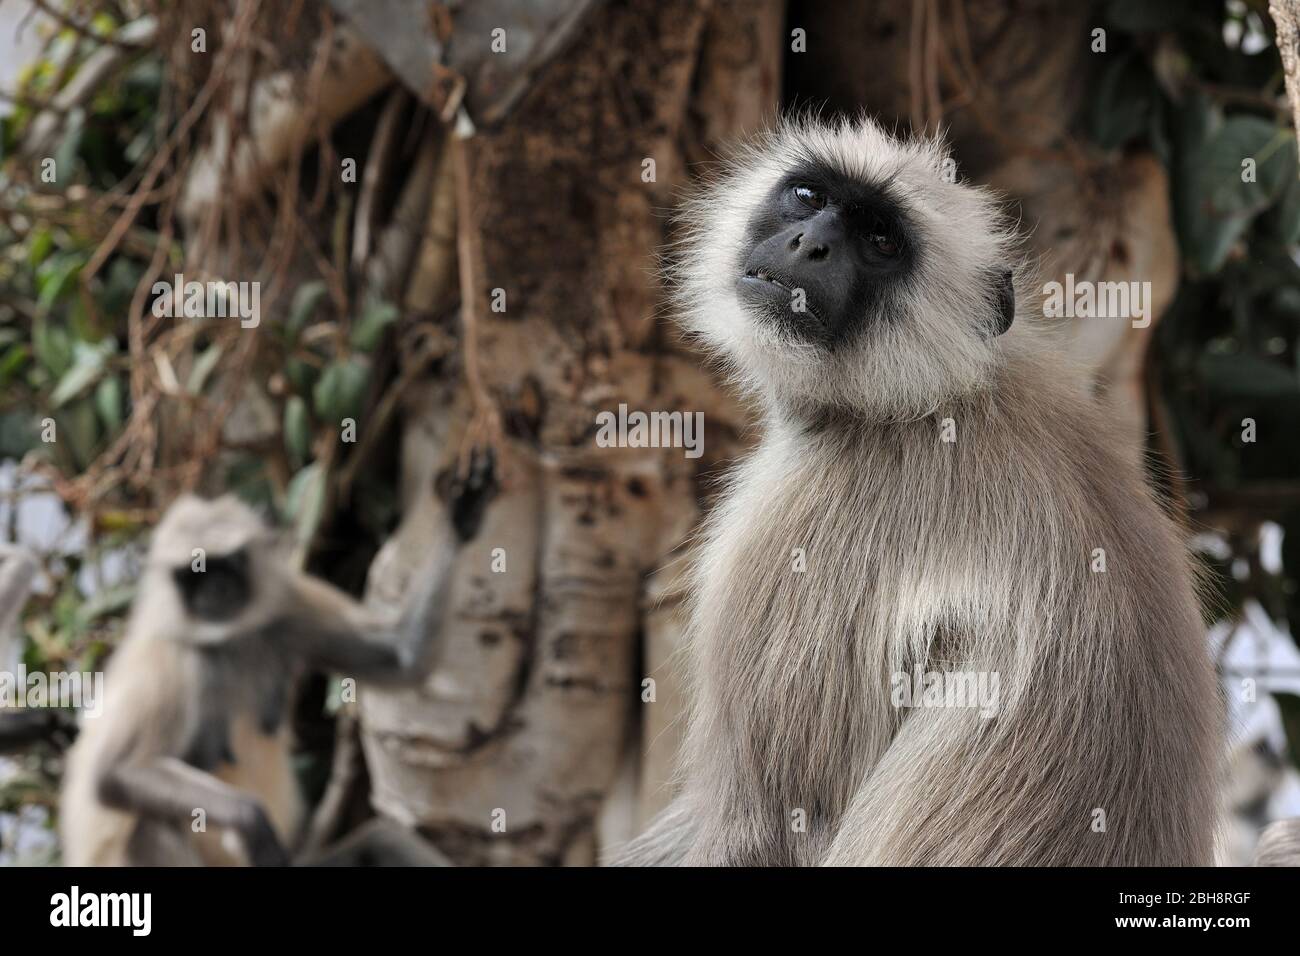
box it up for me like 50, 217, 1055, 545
276, 448, 497, 683
98, 756, 289, 866
1255, 819, 1300, 866
605, 796, 698, 866
297, 818, 452, 867
279, 526, 458, 683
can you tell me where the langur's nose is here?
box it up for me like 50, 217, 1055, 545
786, 223, 836, 263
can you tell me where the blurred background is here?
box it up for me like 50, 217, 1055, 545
0, 0, 1298, 866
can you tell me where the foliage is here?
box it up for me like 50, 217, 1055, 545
1092, 2, 1300, 612
0, 5, 411, 735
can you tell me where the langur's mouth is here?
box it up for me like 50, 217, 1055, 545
736, 268, 823, 329
741, 266, 794, 292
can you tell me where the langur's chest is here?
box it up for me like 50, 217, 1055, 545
184, 645, 303, 864
183, 643, 296, 770
693, 454, 905, 805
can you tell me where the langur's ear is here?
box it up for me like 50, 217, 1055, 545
990, 268, 1015, 337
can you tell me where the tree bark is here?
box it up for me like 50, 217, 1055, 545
1273, 1, 1300, 140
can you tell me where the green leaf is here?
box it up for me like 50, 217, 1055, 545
50, 339, 115, 407
51, 107, 85, 184
187, 344, 223, 395
0, 412, 40, 460
0, 343, 31, 388
1174, 118, 1296, 274
287, 281, 328, 340
27, 228, 54, 268
284, 462, 327, 552
32, 316, 73, 378
94, 374, 123, 433
311, 357, 369, 424
36, 251, 86, 311
74, 583, 136, 628
1204, 119, 1295, 212
350, 299, 399, 352
323, 675, 347, 715
57, 399, 101, 470
101, 257, 146, 318
1089, 54, 1157, 150
283, 395, 312, 468
285, 356, 318, 395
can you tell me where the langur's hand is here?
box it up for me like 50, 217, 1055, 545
239, 802, 290, 867
448, 446, 498, 542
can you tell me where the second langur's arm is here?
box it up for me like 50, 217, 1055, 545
98, 757, 290, 866
277, 520, 459, 683
274, 451, 497, 683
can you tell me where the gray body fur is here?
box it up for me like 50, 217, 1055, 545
614, 118, 1222, 866
1254, 819, 1300, 866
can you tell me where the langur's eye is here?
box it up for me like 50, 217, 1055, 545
793, 185, 827, 210
870, 234, 899, 257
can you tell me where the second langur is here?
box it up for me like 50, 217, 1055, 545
60, 457, 495, 865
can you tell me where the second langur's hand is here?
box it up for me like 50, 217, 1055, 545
239, 802, 291, 867
447, 447, 498, 542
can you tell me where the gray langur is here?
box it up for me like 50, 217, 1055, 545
60, 456, 494, 866
612, 117, 1222, 866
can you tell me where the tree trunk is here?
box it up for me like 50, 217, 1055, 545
358, 0, 784, 865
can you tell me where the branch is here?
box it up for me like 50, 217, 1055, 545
29, 0, 149, 51
21, 15, 157, 158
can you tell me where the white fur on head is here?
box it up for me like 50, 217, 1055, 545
140, 494, 281, 644
672, 114, 1024, 421
148, 493, 271, 567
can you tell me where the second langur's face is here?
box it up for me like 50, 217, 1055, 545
172, 548, 251, 624
146, 493, 282, 642
675, 118, 1021, 421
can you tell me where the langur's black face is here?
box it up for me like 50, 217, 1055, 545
172, 549, 251, 623
736, 160, 917, 348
